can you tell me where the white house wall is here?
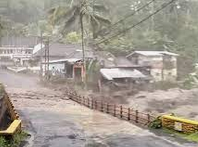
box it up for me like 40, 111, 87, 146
150, 69, 163, 81
138, 55, 163, 67
163, 68, 177, 81
42, 63, 65, 73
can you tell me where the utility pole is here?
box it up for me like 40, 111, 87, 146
92, 0, 95, 39
70, 0, 74, 8
43, 37, 50, 80
80, 13, 86, 87
151, 2, 155, 31
47, 37, 50, 73
40, 32, 43, 77
44, 40, 47, 77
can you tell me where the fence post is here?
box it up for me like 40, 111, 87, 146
120, 105, 123, 118
87, 98, 90, 108
70, 92, 72, 100
107, 103, 109, 114
101, 101, 103, 112
76, 95, 78, 102
79, 96, 82, 105
135, 110, 139, 123
95, 101, 97, 110
73, 94, 76, 101
147, 114, 151, 124
73, 93, 76, 101
73, 92, 76, 100
73, 93, 75, 100
77, 96, 80, 102
128, 108, 131, 121
83, 97, 85, 105
91, 99, 94, 109
114, 104, 116, 117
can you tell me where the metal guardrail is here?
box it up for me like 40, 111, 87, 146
4, 93, 19, 120
66, 90, 155, 126
66, 88, 198, 134
162, 115, 198, 133
0, 120, 21, 136
0, 93, 21, 136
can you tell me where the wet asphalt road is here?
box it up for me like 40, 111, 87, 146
0, 69, 197, 147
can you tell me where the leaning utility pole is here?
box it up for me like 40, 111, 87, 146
80, 13, 86, 87
44, 38, 50, 79
44, 41, 47, 76
47, 37, 50, 73
40, 32, 43, 77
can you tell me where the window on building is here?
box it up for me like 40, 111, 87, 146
156, 73, 160, 76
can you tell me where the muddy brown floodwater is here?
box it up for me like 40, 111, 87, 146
0, 69, 196, 147
128, 88, 198, 120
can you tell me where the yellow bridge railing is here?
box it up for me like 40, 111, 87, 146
0, 93, 21, 136
162, 115, 198, 134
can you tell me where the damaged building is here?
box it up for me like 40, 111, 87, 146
0, 36, 39, 67
41, 58, 85, 81
126, 51, 179, 81
99, 67, 151, 91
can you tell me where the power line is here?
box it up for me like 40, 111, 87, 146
103, 0, 155, 34
96, 0, 176, 45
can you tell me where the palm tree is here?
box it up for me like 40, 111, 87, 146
49, 0, 111, 85
0, 20, 3, 35
49, 0, 111, 39
0, 16, 5, 44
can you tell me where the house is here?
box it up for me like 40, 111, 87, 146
33, 43, 94, 78
34, 43, 120, 76
34, 43, 94, 80
100, 68, 147, 81
0, 36, 39, 66
126, 51, 179, 81
94, 51, 116, 68
33, 43, 120, 67
33, 43, 93, 61
99, 67, 150, 91
41, 58, 85, 80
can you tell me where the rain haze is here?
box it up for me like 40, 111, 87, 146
0, 0, 198, 147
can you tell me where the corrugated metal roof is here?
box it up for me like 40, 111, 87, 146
115, 57, 134, 67
42, 58, 81, 64
100, 68, 146, 80
66, 49, 94, 59
33, 43, 91, 58
127, 51, 179, 57
95, 51, 116, 67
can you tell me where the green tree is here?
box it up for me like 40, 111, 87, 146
49, 0, 111, 86
49, 0, 111, 39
